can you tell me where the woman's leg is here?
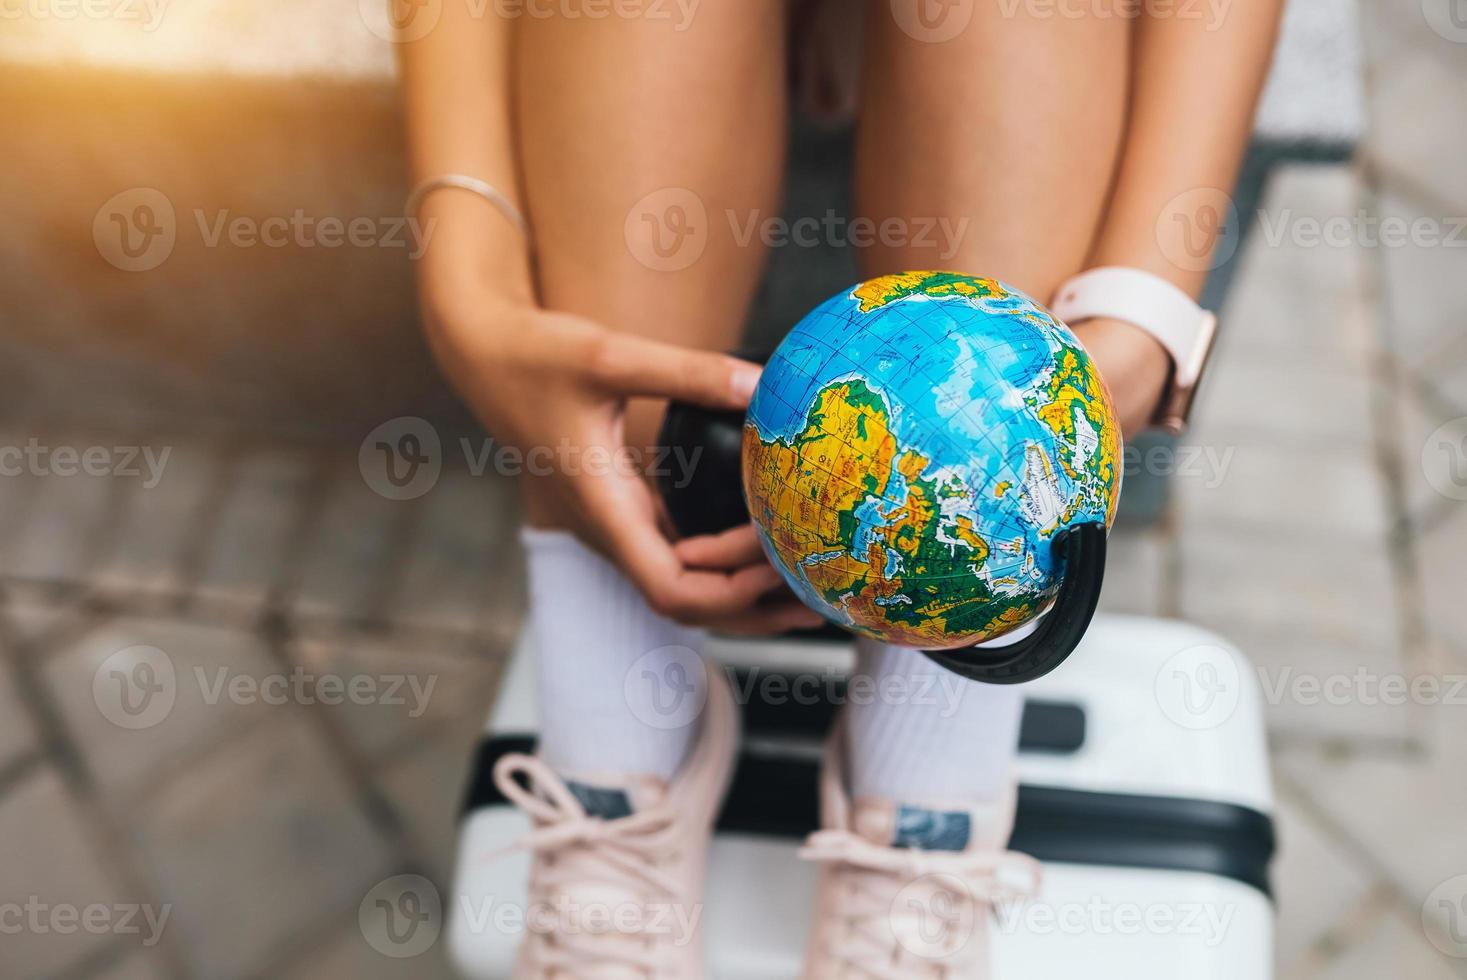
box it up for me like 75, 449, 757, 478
513, 1, 787, 782
854, 0, 1129, 301
844, 2, 1130, 808
518, 0, 788, 456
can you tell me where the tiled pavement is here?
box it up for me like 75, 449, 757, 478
4, 3, 1467, 978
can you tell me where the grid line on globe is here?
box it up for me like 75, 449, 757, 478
742, 272, 1121, 649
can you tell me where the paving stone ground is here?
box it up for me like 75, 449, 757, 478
3, 3, 1467, 978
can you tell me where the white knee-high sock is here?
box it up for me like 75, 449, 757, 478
523, 528, 706, 782
845, 637, 1024, 804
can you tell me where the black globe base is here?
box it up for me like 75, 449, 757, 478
921, 522, 1107, 685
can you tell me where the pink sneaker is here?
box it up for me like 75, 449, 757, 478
490, 658, 738, 979
799, 727, 1040, 979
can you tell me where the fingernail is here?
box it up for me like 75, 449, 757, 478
729, 363, 760, 405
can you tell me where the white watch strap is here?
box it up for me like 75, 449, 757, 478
1050, 267, 1215, 387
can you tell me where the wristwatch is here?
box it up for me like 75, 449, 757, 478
1051, 266, 1219, 435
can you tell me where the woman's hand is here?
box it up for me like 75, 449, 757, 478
423, 293, 824, 635
1070, 317, 1174, 438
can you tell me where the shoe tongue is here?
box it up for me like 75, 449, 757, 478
564, 775, 668, 819
852, 799, 974, 853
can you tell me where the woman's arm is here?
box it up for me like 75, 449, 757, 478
395, 16, 812, 633
1073, 1, 1285, 434
397, 8, 533, 315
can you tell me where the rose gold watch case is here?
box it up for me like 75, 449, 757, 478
1153, 310, 1219, 435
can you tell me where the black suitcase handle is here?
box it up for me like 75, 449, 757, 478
656, 395, 1106, 685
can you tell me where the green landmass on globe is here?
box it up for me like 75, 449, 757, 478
742, 271, 1121, 649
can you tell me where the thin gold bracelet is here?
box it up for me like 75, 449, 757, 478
405, 174, 531, 241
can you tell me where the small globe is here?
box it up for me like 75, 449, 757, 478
742, 271, 1122, 650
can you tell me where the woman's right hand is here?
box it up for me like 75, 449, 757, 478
421, 287, 824, 636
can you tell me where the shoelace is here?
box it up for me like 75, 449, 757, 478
489, 754, 685, 979
799, 829, 1042, 980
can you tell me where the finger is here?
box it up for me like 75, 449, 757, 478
587, 333, 761, 411
673, 524, 768, 570
580, 474, 784, 623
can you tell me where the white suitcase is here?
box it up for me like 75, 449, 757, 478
447, 614, 1276, 978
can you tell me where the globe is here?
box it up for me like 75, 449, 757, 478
742, 271, 1122, 650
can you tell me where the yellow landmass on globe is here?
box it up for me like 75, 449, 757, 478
744, 378, 1009, 647
1035, 346, 1123, 525
852, 271, 1007, 314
